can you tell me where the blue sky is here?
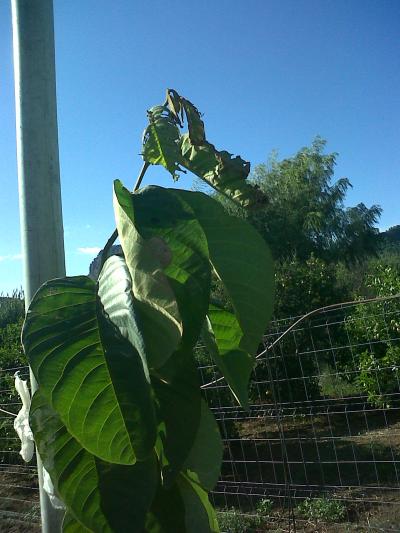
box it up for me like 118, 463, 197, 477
0, 0, 399, 293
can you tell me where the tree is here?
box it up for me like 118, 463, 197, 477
381, 225, 400, 246
274, 255, 347, 319
218, 137, 382, 264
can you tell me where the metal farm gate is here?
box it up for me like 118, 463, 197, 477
1, 296, 400, 532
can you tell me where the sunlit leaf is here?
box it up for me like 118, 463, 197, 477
98, 254, 149, 379
114, 180, 182, 368
129, 185, 211, 348
23, 275, 156, 464
62, 512, 91, 533
142, 105, 181, 180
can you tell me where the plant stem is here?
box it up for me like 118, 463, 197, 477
98, 161, 150, 273
133, 161, 150, 191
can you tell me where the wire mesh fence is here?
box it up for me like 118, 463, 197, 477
0, 365, 40, 531
1, 295, 400, 531
200, 295, 400, 532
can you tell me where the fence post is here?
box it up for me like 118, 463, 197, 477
11, 0, 65, 530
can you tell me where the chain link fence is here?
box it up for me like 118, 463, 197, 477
1, 296, 400, 532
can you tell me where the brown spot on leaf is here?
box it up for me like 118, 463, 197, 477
148, 237, 172, 268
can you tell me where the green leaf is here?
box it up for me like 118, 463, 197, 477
114, 180, 182, 368
165, 89, 184, 127
30, 392, 158, 533
23, 275, 156, 464
182, 399, 222, 491
179, 134, 266, 208
142, 105, 181, 180
178, 472, 220, 532
175, 190, 274, 353
144, 90, 266, 207
96, 458, 158, 532
202, 306, 254, 408
62, 512, 91, 533
145, 482, 186, 533
153, 348, 201, 487
98, 254, 150, 380
145, 472, 219, 533
129, 185, 211, 348
173, 190, 274, 406
166, 89, 205, 145
181, 99, 205, 146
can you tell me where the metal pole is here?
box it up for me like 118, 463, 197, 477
11, 0, 65, 531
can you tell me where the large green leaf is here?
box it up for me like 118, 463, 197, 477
98, 254, 149, 379
145, 481, 186, 533
129, 185, 211, 348
202, 306, 254, 408
172, 190, 274, 406
182, 399, 222, 491
145, 472, 219, 533
154, 349, 201, 487
114, 180, 182, 368
178, 472, 219, 532
179, 134, 266, 208
30, 392, 158, 533
62, 513, 91, 533
142, 105, 181, 180
23, 275, 156, 464
174, 190, 274, 353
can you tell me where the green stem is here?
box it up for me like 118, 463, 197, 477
98, 161, 150, 273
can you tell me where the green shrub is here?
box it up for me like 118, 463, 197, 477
0, 319, 25, 368
256, 498, 273, 516
0, 294, 27, 465
357, 345, 400, 407
274, 255, 347, 320
0, 290, 24, 329
249, 255, 352, 405
319, 366, 360, 398
297, 497, 346, 522
217, 508, 261, 533
343, 264, 400, 406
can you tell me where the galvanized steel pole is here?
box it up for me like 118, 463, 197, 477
11, 0, 65, 530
